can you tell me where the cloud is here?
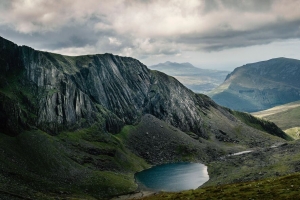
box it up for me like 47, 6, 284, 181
0, 0, 300, 60
108, 37, 122, 46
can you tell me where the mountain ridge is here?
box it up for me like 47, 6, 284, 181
208, 57, 300, 112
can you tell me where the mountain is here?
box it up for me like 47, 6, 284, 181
252, 100, 300, 139
0, 36, 289, 199
149, 61, 229, 93
208, 58, 300, 112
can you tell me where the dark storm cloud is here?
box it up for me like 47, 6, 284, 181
176, 19, 300, 51
0, 0, 300, 58
203, 0, 273, 13
0, 23, 101, 50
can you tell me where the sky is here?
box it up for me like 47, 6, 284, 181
1, 0, 300, 70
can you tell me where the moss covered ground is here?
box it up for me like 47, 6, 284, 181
141, 172, 300, 200
0, 127, 148, 199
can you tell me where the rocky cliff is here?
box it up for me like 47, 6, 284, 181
0, 36, 290, 199
0, 37, 213, 138
208, 58, 300, 112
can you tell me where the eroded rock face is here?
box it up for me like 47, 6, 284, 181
0, 36, 289, 145
0, 36, 213, 137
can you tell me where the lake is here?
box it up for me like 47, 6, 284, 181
135, 162, 209, 192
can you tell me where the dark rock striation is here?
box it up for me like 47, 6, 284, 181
0, 36, 290, 146
0, 36, 222, 139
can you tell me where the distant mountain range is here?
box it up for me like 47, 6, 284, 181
149, 61, 229, 94
208, 58, 300, 112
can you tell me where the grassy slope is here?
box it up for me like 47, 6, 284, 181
208, 58, 300, 112
141, 140, 300, 200
228, 109, 293, 141
208, 73, 291, 112
252, 100, 300, 118
141, 172, 300, 200
0, 127, 149, 199
252, 101, 300, 139
285, 127, 300, 140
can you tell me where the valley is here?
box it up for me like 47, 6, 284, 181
2, 1, 300, 199
0, 36, 299, 200
149, 62, 229, 94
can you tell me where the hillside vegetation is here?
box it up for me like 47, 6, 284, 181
252, 101, 300, 139
142, 140, 300, 200
208, 58, 300, 112
141, 172, 300, 200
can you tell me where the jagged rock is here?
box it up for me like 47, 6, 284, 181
0, 36, 212, 138
0, 36, 289, 144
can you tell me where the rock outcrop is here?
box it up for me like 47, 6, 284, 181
0, 36, 224, 139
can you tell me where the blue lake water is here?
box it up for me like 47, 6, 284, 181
135, 162, 209, 192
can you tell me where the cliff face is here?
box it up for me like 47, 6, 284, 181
0, 36, 290, 141
209, 58, 300, 112
0, 36, 210, 138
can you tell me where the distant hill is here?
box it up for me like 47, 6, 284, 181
149, 61, 229, 94
208, 58, 300, 112
252, 101, 300, 139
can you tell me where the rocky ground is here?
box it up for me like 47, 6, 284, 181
117, 114, 223, 165
137, 140, 300, 200
205, 141, 299, 187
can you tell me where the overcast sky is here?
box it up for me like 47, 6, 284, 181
1, 0, 300, 70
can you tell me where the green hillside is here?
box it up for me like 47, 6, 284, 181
208, 58, 300, 112
142, 139, 300, 200
252, 101, 300, 139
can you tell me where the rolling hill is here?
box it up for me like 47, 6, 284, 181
208, 58, 300, 112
